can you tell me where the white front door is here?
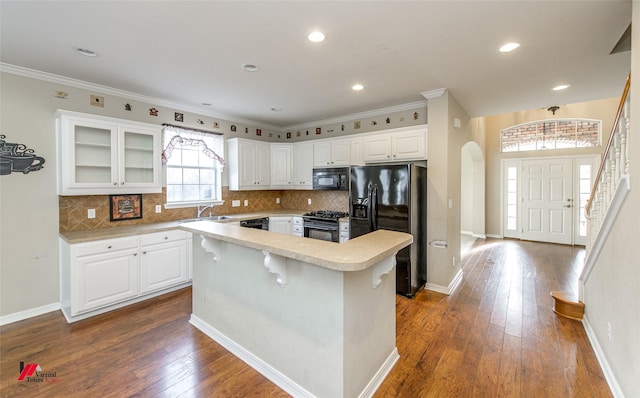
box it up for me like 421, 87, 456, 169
521, 158, 573, 244
502, 156, 598, 245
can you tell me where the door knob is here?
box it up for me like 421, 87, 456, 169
564, 204, 572, 208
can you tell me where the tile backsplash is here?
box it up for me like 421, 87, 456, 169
59, 188, 349, 232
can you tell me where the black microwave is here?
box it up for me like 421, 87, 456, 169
312, 167, 349, 190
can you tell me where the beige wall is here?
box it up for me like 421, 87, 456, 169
481, 97, 620, 237
425, 90, 482, 291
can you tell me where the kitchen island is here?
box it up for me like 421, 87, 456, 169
180, 220, 412, 398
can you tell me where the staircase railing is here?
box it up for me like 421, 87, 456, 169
584, 73, 631, 271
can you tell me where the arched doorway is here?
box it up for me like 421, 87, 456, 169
461, 141, 485, 255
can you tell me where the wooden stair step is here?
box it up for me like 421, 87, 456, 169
550, 291, 585, 321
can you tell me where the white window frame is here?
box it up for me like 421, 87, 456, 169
162, 126, 225, 209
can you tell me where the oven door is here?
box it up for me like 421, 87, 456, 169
304, 222, 339, 242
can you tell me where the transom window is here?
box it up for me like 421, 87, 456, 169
501, 119, 601, 153
162, 125, 224, 207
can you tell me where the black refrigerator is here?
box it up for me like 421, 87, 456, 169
349, 163, 427, 297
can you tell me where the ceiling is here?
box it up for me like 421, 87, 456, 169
0, 1, 632, 130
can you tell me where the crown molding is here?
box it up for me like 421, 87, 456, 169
282, 100, 427, 131
2, 63, 429, 133
421, 88, 447, 100
0, 63, 282, 131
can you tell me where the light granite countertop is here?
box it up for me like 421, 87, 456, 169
181, 220, 412, 272
58, 209, 407, 272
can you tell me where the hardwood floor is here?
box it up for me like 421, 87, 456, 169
0, 238, 611, 397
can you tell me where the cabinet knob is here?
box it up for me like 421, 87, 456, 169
133, 253, 138, 256
143, 251, 147, 254
164, 236, 168, 240
107, 245, 112, 249
121, 182, 125, 185
113, 182, 118, 186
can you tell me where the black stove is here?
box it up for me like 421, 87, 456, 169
303, 210, 349, 221
302, 210, 348, 242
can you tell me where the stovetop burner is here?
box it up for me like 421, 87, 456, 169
303, 210, 349, 220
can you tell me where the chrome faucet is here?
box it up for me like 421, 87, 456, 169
197, 203, 215, 218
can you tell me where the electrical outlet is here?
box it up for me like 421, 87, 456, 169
607, 322, 612, 341
88, 209, 96, 219
232, 200, 240, 207
452, 256, 456, 267
308, 198, 312, 205
244, 200, 249, 207
276, 197, 280, 204
155, 205, 162, 213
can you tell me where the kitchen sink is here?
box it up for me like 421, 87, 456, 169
180, 215, 234, 223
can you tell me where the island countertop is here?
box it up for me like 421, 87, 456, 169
180, 220, 413, 272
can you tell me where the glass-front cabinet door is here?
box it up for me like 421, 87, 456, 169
57, 110, 161, 195
120, 127, 158, 187
74, 123, 118, 186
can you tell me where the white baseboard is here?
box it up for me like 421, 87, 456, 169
61, 282, 192, 323
0, 302, 60, 326
582, 315, 624, 398
485, 234, 502, 239
190, 314, 316, 398
190, 314, 398, 398
461, 230, 473, 236
358, 348, 399, 398
472, 233, 487, 239
424, 269, 464, 295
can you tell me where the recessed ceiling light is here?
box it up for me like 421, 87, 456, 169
552, 84, 571, 91
307, 31, 325, 43
73, 47, 98, 57
352, 84, 364, 91
499, 42, 520, 53
241, 64, 259, 72
270, 107, 282, 112
202, 103, 212, 106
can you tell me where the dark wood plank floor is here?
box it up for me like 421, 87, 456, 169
0, 238, 611, 397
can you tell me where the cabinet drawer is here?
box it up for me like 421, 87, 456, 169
292, 217, 303, 226
339, 221, 350, 232
292, 225, 303, 234
73, 236, 139, 258
140, 230, 187, 246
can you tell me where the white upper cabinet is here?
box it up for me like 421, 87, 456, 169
363, 127, 427, 163
228, 138, 271, 190
292, 142, 314, 189
56, 110, 161, 195
313, 139, 351, 167
270, 144, 293, 188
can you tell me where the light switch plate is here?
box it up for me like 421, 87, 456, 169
155, 205, 162, 213
88, 209, 96, 219
244, 200, 249, 206
232, 200, 240, 207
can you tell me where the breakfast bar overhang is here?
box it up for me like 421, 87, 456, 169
180, 221, 412, 398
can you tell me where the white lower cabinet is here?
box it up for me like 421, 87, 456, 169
60, 229, 191, 322
73, 242, 139, 315
292, 216, 304, 237
269, 216, 292, 235
139, 230, 188, 295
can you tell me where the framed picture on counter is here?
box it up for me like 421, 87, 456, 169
109, 194, 142, 221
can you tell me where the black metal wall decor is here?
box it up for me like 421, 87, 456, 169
0, 134, 45, 175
